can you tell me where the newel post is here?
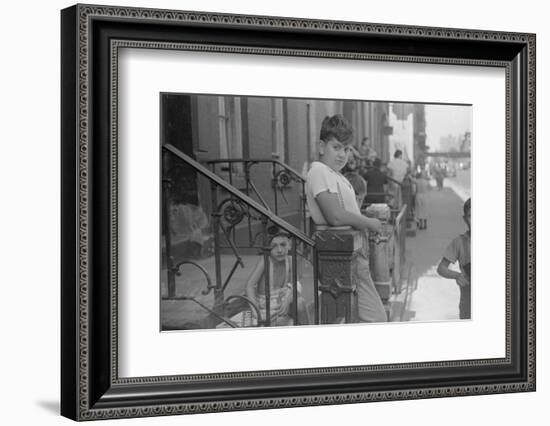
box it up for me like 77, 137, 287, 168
314, 227, 362, 324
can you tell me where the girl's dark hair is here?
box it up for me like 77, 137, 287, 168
267, 225, 290, 243
320, 114, 353, 144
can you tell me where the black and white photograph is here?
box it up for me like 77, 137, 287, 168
1, 0, 546, 423
160, 94, 472, 331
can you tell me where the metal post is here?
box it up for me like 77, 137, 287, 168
162, 172, 176, 298
228, 161, 237, 245
211, 181, 224, 317
272, 163, 278, 216
292, 238, 298, 325
245, 163, 253, 246
315, 228, 360, 324
306, 103, 312, 164
302, 184, 307, 234
261, 218, 271, 326
313, 247, 319, 325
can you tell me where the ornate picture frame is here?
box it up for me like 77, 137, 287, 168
61, 4, 535, 421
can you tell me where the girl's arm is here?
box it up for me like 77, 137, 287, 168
437, 258, 469, 287
245, 258, 265, 302
316, 191, 381, 232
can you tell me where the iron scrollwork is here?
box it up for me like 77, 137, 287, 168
173, 260, 215, 296
218, 197, 247, 229
273, 169, 293, 189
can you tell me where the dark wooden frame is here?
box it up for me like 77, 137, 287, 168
61, 3, 536, 421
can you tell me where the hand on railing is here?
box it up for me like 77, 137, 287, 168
313, 226, 363, 255
313, 225, 354, 244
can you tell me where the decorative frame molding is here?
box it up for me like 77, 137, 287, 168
61, 3, 535, 421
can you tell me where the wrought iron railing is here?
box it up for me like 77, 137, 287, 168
162, 144, 318, 328
207, 158, 308, 236
392, 204, 408, 294
162, 145, 409, 329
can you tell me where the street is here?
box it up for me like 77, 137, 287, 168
400, 170, 470, 321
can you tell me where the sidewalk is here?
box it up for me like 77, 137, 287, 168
404, 184, 468, 321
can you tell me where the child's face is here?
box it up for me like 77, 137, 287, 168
319, 137, 352, 172
269, 235, 290, 262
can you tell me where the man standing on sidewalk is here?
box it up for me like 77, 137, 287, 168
387, 149, 408, 208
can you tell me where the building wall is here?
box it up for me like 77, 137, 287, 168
366, 102, 391, 163
285, 99, 309, 172
176, 95, 399, 240
247, 98, 273, 159
389, 103, 415, 166
191, 95, 308, 236
195, 95, 221, 156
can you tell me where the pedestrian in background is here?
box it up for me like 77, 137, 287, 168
415, 171, 430, 229
434, 163, 445, 190
387, 149, 408, 208
363, 158, 388, 204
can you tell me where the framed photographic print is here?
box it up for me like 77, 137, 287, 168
61, 3, 536, 421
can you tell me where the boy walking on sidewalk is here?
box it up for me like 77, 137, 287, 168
437, 198, 471, 319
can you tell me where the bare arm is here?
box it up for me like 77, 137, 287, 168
437, 258, 469, 287
245, 258, 265, 302
316, 191, 381, 232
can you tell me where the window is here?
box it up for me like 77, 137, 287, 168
218, 96, 243, 174
271, 98, 286, 161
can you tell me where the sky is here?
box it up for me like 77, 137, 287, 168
424, 104, 472, 152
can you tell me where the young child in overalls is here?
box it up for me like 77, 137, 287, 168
245, 227, 311, 326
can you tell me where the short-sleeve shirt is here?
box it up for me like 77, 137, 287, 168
443, 232, 471, 279
305, 161, 360, 225
388, 158, 408, 182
